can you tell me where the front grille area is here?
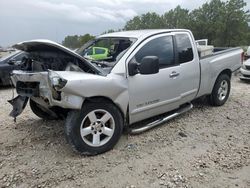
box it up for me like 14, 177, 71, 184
16, 81, 40, 97
245, 65, 250, 70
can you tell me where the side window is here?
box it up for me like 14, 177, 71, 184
175, 34, 194, 63
95, 48, 105, 54
134, 36, 174, 68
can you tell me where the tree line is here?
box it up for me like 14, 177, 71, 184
62, 0, 250, 48
62, 34, 95, 49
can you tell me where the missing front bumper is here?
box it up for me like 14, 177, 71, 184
16, 81, 40, 97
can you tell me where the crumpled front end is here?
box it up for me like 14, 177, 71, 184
9, 70, 84, 118
9, 69, 129, 120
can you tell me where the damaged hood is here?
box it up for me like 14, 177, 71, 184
13, 39, 103, 74
13, 39, 81, 58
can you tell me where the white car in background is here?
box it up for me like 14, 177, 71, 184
247, 46, 250, 57
240, 46, 250, 80
240, 59, 250, 80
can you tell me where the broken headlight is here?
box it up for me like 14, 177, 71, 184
48, 70, 67, 90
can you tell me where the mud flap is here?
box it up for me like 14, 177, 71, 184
8, 95, 29, 120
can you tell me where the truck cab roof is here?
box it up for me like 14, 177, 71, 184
99, 29, 191, 40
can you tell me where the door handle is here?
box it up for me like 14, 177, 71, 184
169, 71, 180, 78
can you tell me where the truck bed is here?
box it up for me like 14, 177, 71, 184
201, 47, 241, 58
197, 47, 242, 98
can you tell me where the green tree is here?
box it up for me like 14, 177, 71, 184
124, 12, 164, 30
102, 29, 123, 34
79, 34, 95, 46
62, 35, 80, 49
189, 0, 249, 46
123, 0, 250, 47
162, 5, 190, 29
188, 0, 226, 45
62, 34, 95, 49
220, 0, 250, 46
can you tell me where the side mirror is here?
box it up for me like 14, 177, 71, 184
128, 60, 139, 76
139, 56, 159, 75
128, 56, 159, 76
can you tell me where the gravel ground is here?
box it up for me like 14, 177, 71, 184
0, 76, 249, 188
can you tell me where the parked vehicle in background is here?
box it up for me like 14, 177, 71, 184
8, 29, 243, 155
246, 46, 250, 58
84, 47, 109, 60
0, 51, 27, 86
240, 58, 250, 80
77, 38, 133, 62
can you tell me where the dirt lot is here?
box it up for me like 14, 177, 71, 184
0, 76, 249, 188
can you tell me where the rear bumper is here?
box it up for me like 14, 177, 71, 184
240, 67, 250, 80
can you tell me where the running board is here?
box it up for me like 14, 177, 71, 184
129, 103, 193, 134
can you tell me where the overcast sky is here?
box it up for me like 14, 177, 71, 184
0, 0, 249, 46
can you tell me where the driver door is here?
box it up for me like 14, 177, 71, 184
127, 34, 182, 124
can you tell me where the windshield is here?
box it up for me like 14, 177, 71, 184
76, 37, 136, 69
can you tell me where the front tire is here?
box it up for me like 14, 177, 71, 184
209, 74, 231, 106
30, 99, 59, 120
65, 100, 123, 155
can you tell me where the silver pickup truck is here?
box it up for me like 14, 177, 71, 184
9, 29, 243, 155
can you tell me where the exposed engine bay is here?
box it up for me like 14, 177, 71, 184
19, 51, 96, 73
12, 39, 103, 75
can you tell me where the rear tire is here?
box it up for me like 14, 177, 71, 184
209, 74, 231, 106
65, 100, 123, 155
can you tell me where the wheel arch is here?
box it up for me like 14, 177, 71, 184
211, 69, 232, 92
217, 69, 232, 79
83, 96, 127, 123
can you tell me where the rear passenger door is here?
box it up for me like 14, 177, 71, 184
173, 33, 200, 104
